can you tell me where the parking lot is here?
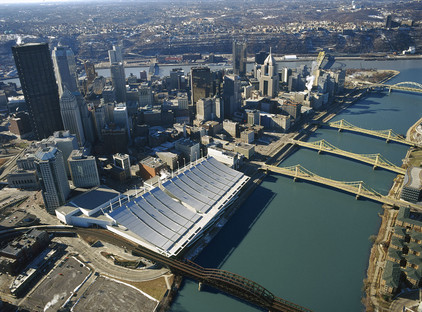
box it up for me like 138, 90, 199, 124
23, 256, 91, 312
72, 276, 158, 312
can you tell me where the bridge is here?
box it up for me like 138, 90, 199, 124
262, 164, 421, 210
291, 139, 406, 174
366, 81, 422, 94
1, 226, 311, 312
322, 119, 420, 147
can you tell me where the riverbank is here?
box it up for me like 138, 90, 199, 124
363, 116, 422, 311
91, 54, 422, 70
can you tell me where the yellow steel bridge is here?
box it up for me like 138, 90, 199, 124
324, 119, 420, 147
262, 164, 421, 210
366, 81, 422, 94
291, 139, 406, 174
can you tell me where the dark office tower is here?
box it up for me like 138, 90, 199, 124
52, 46, 78, 96
255, 51, 269, 65
84, 61, 97, 84
190, 67, 212, 106
12, 43, 63, 140
385, 15, 392, 28
232, 40, 247, 77
110, 62, 127, 103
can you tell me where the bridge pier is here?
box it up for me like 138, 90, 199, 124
198, 282, 203, 291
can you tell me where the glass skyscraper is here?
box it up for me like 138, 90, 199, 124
12, 43, 63, 140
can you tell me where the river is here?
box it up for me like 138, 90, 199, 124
169, 59, 422, 312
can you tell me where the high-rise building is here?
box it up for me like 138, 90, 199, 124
12, 43, 63, 140
75, 93, 95, 144
68, 149, 100, 188
175, 138, 200, 162
93, 104, 106, 140
113, 103, 130, 140
108, 45, 123, 64
34, 146, 70, 214
59, 88, 85, 146
190, 67, 212, 106
113, 153, 131, 179
255, 51, 269, 65
246, 109, 260, 126
259, 50, 279, 98
52, 46, 78, 96
232, 40, 247, 77
110, 63, 127, 103
138, 83, 153, 107
43, 130, 79, 177
84, 61, 97, 84
196, 98, 213, 122
196, 96, 223, 122
222, 75, 241, 118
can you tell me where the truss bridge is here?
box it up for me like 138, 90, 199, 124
291, 139, 405, 174
323, 119, 420, 147
262, 165, 420, 210
20, 226, 311, 312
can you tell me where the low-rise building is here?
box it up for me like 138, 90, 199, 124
401, 166, 422, 203
138, 156, 165, 181
240, 129, 255, 144
0, 229, 50, 275
207, 145, 240, 169
7, 170, 39, 190
234, 143, 255, 159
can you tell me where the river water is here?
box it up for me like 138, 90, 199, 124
170, 59, 422, 312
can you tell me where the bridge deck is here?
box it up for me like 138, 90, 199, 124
324, 119, 420, 147
263, 164, 421, 211
292, 139, 405, 174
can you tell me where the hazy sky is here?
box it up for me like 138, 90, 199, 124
0, 0, 85, 3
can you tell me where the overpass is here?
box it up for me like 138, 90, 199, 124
262, 164, 421, 210
322, 119, 420, 147
1, 226, 311, 312
291, 139, 406, 174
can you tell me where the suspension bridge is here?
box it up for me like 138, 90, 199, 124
321, 119, 420, 147
262, 164, 420, 210
291, 139, 406, 174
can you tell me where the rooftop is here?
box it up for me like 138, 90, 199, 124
403, 166, 422, 190
68, 185, 120, 211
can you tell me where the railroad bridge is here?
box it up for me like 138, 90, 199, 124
1, 226, 312, 312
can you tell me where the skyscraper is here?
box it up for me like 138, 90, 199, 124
34, 146, 70, 214
59, 87, 85, 146
52, 46, 78, 96
259, 50, 279, 98
108, 45, 123, 64
222, 74, 241, 118
68, 149, 100, 188
12, 43, 63, 140
190, 67, 212, 106
110, 63, 127, 103
232, 40, 247, 77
